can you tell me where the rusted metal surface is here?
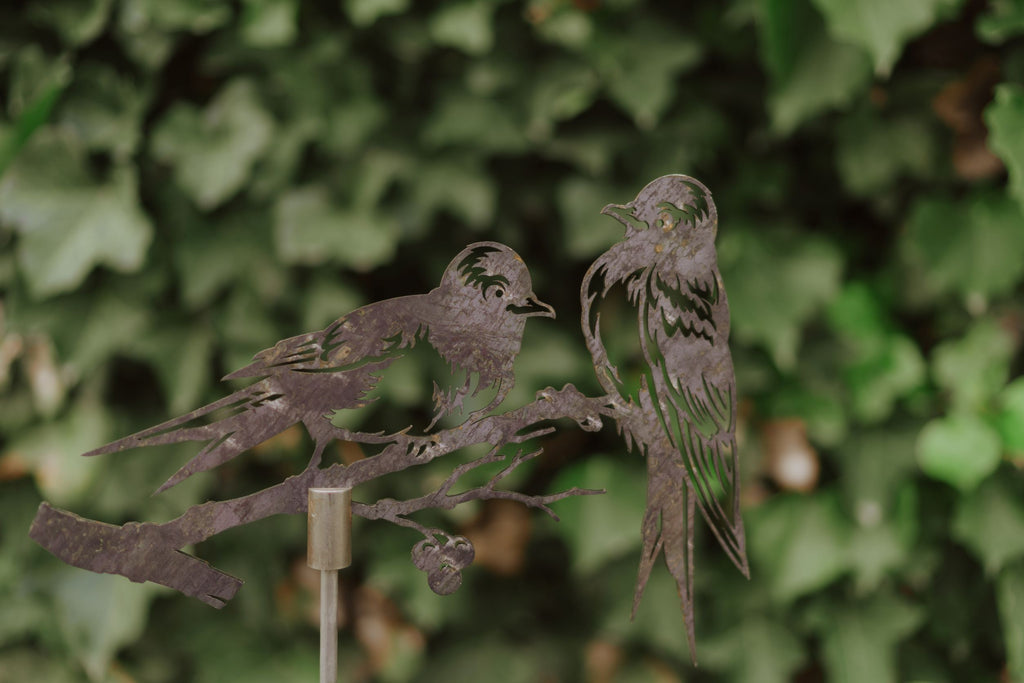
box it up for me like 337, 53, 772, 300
582, 175, 748, 658
30, 242, 602, 606
30, 176, 747, 657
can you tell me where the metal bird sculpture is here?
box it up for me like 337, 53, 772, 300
31, 241, 590, 606
581, 175, 748, 657
30, 178, 747, 661
84, 242, 554, 494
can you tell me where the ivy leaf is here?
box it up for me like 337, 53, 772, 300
917, 413, 1002, 491
57, 64, 150, 159
0, 131, 153, 299
976, 0, 1024, 44
429, 1, 496, 56
847, 518, 913, 591
998, 561, 1024, 682
768, 380, 848, 447
839, 427, 920, 526
996, 378, 1024, 455
300, 275, 364, 331
526, 60, 600, 140
0, 651, 79, 682
134, 325, 214, 415
344, 0, 410, 28
324, 98, 386, 156
814, 590, 924, 683
985, 84, 1024, 213
6, 398, 112, 506
747, 492, 852, 604
836, 112, 939, 197
410, 160, 496, 230
218, 287, 281, 371
116, 0, 232, 34
240, 0, 298, 48
0, 48, 70, 177
719, 228, 843, 370
849, 335, 927, 423
530, 6, 595, 49
548, 455, 645, 574
557, 177, 622, 258
828, 283, 926, 423
273, 185, 398, 271
587, 20, 703, 130
151, 79, 275, 210
931, 317, 1015, 413
53, 569, 160, 682
810, 0, 964, 76
767, 22, 872, 135
952, 475, 1024, 574
595, 556, 697, 656
699, 616, 806, 683
28, 0, 113, 47
65, 293, 153, 372
757, 0, 818, 82
422, 93, 529, 153
903, 193, 1024, 304
173, 211, 282, 309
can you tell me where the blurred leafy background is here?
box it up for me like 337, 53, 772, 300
2, 0, 1024, 680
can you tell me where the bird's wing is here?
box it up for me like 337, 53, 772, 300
83, 379, 300, 492
581, 243, 649, 401
224, 297, 425, 380
83, 380, 278, 457
641, 267, 748, 576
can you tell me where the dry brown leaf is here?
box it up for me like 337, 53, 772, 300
353, 586, 425, 675
933, 56, 1005, 181
762, 418, 819, 493
463, 499, 533, 576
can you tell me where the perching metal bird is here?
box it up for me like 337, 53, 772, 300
30, 178, 747, 659
581, 175, 748, 657
30, 241, 597, 608
85, 242, 554, 493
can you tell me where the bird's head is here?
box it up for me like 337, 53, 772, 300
601, 174, 718, 242
440, 242, 555, 322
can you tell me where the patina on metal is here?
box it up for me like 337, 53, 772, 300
29, 176, 748, 660
580, 175, 748, 659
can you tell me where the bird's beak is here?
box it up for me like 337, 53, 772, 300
601, 203, 645, 234
601, 203, 629, 222
507, 296, 556, 319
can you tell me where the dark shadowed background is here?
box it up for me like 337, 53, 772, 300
2, 0, 1024, 681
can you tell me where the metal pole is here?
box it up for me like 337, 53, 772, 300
308, 488, 352, 683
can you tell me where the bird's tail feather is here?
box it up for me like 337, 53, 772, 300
631, 471, 698, 664
154, 404, 295, 494
83, 382, 272, 457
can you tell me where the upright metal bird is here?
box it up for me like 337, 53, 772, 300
86, 242, 554, 493
581, 175, 748, 657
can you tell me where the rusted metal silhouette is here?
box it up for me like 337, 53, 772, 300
581, 174, 748, 657
30, 176, 746, 657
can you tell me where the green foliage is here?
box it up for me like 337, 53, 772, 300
987, 84, 1024, 211
1, 0, 1023, 681
810, 0, 963, 76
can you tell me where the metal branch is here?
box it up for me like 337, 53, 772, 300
30, 385, 615, 606
355, 447, 604, 526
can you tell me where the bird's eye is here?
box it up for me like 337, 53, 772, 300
494, 289, 504, 298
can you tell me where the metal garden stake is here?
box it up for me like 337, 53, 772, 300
307, 488, 352, 683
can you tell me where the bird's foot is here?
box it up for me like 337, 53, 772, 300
395, 433, 443, 461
